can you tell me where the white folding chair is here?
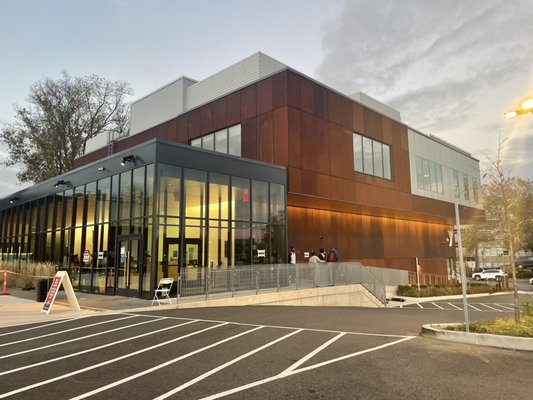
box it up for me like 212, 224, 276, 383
152, 278, 174, 305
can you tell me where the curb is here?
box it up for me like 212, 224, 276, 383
421, 323, 533, 352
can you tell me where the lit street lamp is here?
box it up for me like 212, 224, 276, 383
504, 98, 533, 118
502, 98, 531, 323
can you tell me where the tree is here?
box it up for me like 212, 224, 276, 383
482, 138, 533, 324
0, 72, 132, 183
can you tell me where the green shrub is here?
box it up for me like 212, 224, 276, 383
396, 283, 501, 297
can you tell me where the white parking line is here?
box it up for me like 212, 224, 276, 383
467, 304, 482, 311
153, 329, 302, 400
280, 332, 345, 375
0, 315, 136, 348
0, 316, 95, 337
0, 319, 193, 375
447, 303, 462, 310
431, 302, 444, 309
0, 322, 228, 399
200, 336, 416, 400
496, 304, 515, 311
479, 303, 503, 312
0, 316, 164, 360
70, 326, 268, 400
416, 303, 423, 308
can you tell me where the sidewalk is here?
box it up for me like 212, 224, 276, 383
0, 288, 158, 328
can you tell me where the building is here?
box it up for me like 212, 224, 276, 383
0, 52, 483, 298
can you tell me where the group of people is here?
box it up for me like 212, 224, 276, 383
288, 246, 339, 265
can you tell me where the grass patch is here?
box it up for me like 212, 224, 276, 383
397, 283, 503, 297
447, 302, 533, 338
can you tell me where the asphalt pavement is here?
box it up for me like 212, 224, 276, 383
1, 291, 532, 400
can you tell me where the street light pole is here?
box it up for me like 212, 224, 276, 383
454, 202, 470, 332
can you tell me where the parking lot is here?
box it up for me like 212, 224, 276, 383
0, 293, 532, 400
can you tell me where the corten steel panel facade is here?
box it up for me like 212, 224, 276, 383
74, 69, 480, 278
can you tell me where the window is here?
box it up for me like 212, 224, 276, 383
463, 174, 470, 201
472, 178, 479, 203
415, 156, 444, 194
353, 133, 391, 180
453, 170, 460, 199
190, 124, 241, 156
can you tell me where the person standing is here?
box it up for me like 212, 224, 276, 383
328, 247, 339, 263
318, 248, 326, 262
289, 246, 298, 264
327, 246, 339, 285
309, 250, 325, 287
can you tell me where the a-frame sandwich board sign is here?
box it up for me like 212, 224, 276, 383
41, 271, 81, 314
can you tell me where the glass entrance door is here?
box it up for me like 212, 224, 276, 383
116, 237, 141, 297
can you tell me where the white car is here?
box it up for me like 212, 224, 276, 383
471, 269, 507, 281
529, 277, 533, 285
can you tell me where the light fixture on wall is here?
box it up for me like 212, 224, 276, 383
120, 155, 135, 166
53, 179, 67, 188
9, 197, 18, 204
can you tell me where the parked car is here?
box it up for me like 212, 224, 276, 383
471, 269, 508, 281
530, 277, 533, 285
515, 256, 533, 271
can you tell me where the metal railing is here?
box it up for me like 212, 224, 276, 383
176, 262, 388, 305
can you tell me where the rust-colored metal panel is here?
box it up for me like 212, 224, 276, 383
299, 77, 314, 114
314, 84, 328, 120
288, 167, 302, 193
226, 91, 241, 125
187, 108, 200, 138
301, 112, 318, 172
396, 120, 409, 150
287, 200, 453, 276
241, 85, 257, 120
199, 105, 213, 135
363, 107, 383, 141
287, 71, 300, 109
315, 117, 329, 175
341, 127, 354, 179
212, 97, 226, 131
353, 102, 364, 133
382, 117, 393, 144
273, 108, 289, 166
257, 113, 274, 164
393, 148, 411, 193
301, 169, 318, 196
177, 114, 188, 143
272, 71, 288, 109
329, 124, 343, 177
317, 173, 331, 198
328, 91, 352, 129
343, 179, 356, 203
330, 176, 344, 201
241, 118, 257, 160
257, 77, 273, 115
288, 108, 301, 168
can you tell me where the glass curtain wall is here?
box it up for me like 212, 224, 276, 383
0, 159, 285, 298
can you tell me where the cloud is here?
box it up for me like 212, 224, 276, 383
317, 0, 533, 180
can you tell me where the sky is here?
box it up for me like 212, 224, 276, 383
0, 0, 531, 198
